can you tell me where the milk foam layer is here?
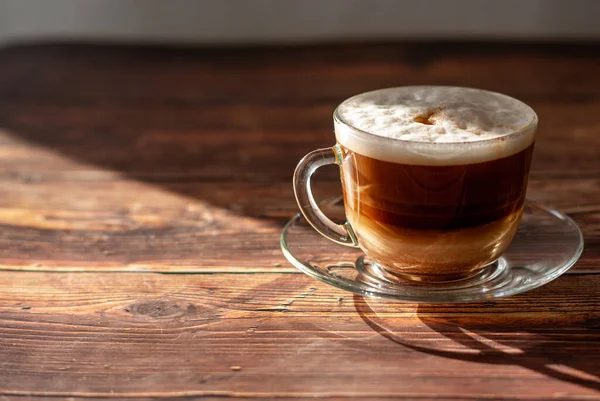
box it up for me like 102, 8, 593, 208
335, 86, 537, 166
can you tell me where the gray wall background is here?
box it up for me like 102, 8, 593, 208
1, 0, 599, 45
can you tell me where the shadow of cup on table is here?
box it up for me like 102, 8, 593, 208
353, 292, 600, 391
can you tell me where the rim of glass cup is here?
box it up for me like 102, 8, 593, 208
333, 85, 539, 148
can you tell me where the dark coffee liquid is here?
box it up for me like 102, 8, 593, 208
340, 144, 534, 231
338, 143, 534, 280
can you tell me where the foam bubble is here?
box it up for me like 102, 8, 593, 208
334, 86, 537, 165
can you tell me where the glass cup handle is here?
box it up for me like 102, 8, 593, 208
293, 145, 359, 247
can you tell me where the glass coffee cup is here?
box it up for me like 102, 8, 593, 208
293, 86, 538, 282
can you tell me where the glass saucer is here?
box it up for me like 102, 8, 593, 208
280, 200, 584, 303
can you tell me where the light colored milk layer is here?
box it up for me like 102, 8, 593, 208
346, 206, 522, 279
335, 86, 537, 165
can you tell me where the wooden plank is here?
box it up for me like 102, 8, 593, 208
0, 169, 596, 272
0, 271, 598, 399
0, 101, 599, 174
1, 43, 600, 104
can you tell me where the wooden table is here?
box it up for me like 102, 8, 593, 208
0, 42, 599, 400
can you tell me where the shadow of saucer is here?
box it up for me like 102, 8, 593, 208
353, 294, 600, 391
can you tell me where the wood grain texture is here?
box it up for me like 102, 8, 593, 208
0, 271, 598, 400
0, 42, 599, 399
0, 42, 599, 272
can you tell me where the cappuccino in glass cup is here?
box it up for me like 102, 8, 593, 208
294, 86, 537, 282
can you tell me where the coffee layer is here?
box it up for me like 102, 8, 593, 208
338, 143, 534, 280
341, 145, 533, 230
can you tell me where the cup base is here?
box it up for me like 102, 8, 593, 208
356, 257, 509, 288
